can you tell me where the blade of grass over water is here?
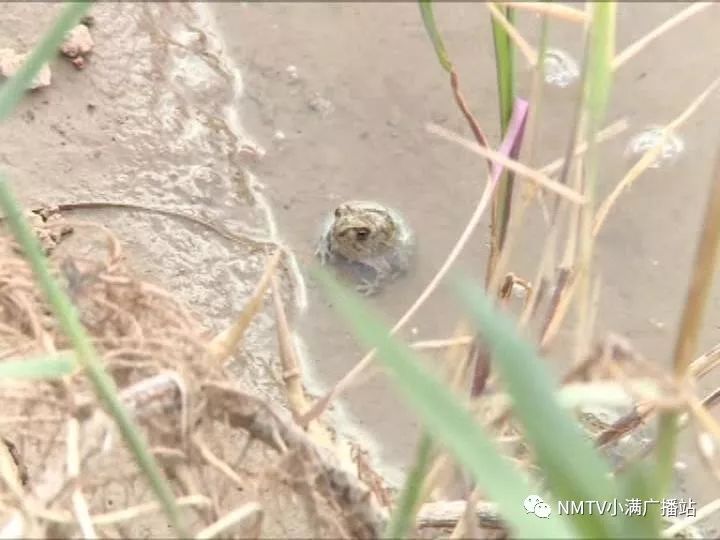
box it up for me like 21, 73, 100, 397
316, 268, 576, 539
0, 3, 88, 121
455, 279, 638, 538
487, 2, 517, 283
0, 352, 76, 380
574, 2, 616, 364
582, 4, 615, 135
384, 433, 434, 539
418, 0, 453, 73
0, 3, 186, 534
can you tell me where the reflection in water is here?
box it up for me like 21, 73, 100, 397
543, 48, 580, 88
625, 127, 685, 169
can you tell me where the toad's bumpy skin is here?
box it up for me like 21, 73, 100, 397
315, 200, 414, 296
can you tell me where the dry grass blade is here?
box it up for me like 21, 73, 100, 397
271, 273, 310, 420
612, 2, 714, 70
427, 123, 586, 204
690, 342, 720, 379
24, 496, 212, 527
657, 139, 720, 495
671, 145, 720, 377
270, 272, 347, 466
496, 1, 588, 23
206, 249, 282, 365
687, 396, 720, 442
416, 500, 503, 530
594, 75, 720, 235
486, 3, 538, 65
191, 435, 245, 490
410, 335, 474, 351
194, 502, 263, 540
66, 418, 97, 539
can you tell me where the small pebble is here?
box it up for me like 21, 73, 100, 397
273, 130, 286, 141
285, 65, 299, 82
511, 282, 528, 300
61, 24, 94, 66
649, 318, 665, 330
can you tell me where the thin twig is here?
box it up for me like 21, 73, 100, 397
410, 336, 474, 351
66, 418, 97, 539
670, 143, 720, 378
206, 249, 283, 365
427, 123, 585, 204
486, 3, 538, 65
25, 495, 212, 526
194, 502, 263, 540
495, 1, 588, 23
612, 2, 714, 70
658, 142, 720, 495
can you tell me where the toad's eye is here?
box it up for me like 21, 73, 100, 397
354, 227, 371, 241
334, 207, 342, 218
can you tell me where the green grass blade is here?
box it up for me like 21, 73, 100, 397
491, 5, 515, 136
385, 433, 433, 539
583, 3, 616, 134
316, 269, 576, 539
0, 352, 76, 380
0, 2, 89, 121
618, 462, 660, 537
572, 3, 616, 378
487, 4, 517, 278
455, 279, 620, 538
418, 0, 453, 73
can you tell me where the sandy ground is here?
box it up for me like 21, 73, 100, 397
1, 3, 321, 536
3, 0, 720, 535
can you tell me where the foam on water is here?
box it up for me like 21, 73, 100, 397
626, 126, 685, 169
543, 48, 580, 88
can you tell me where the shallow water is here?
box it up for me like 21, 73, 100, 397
211, 0, 720, 502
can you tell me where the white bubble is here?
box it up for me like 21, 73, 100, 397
543, 48, 580, 88
534, 502, 552, 518
626, 126, 685, 169
523, 494, 544, 513
285, 65, 300, 82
